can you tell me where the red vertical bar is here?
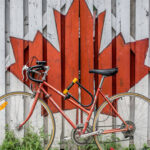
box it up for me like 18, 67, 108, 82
80, 0, 94, 107
28, 32, 43, 92
134, 39, 149, 85
116, 35, 130, 94
29, 32, 43, 64
97, 13, 113, 111
94, 12, 106, 107
62, 0, 79, 110
47, 10, 62, 112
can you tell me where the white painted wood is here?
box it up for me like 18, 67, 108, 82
134, 75, 149, 145
120, 0, 130, 43
0, 0, 6, 95
46, 0, 60, 51
9, 0, 24, 138
136, 0, 149, 41
29, 0, 42, 41
148, 73, 150, 145
28, 0, 45, 136
94, 0, 105, 17
0, 0, 5, 144
135, 0, 149, 145
61, 0, 73, 15
145, 48, 150, 67
113, 0, 121, 35
99, 0, 112, 53
45, 0, 73, 51
147, 0, 150, 144
145, 0, 150, 67
85, 0, 149, 53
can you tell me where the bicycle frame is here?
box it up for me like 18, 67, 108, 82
19, 80, 130, 135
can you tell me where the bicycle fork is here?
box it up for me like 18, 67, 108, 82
18, 88, 41, 130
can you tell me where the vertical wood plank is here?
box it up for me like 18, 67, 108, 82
98, 0, 112, 110
0, 0, 5, 143
28, 0, 44, 130
9, 0, 24, 138
28, 0, 43, 81
147, 0, 150, 145
116, 0, 130, 94
148, 73, 150, 145
46, 0, 62, 113
80, 0, 94, 107
5, 0, 10, 133
29, 0, 43, 62
63, 0, 79, 110
46, 1, 62, 147
136, 0, 149, 41
94, 10, 105, 96
134, 0, 149, 145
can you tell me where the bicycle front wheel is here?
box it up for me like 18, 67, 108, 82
0, 92, 55, 150
93, 92, 150, 150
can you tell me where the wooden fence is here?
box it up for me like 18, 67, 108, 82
0, 0, 150, 148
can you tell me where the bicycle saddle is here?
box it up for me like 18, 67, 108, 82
89, 68, 118, 76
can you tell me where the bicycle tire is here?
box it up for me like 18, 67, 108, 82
0, 92, 55, 150
93, 92, 150, 150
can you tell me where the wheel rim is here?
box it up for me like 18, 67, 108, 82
93, 93, 150, 150
0, 92, 55, 150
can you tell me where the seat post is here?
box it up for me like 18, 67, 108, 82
99, 76, 105, 89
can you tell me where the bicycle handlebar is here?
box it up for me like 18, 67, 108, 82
22, 63, 49, 83
27, 65, 44, 83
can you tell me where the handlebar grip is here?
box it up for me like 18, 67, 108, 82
63, 78, 78, 94
27, 65, 45, 83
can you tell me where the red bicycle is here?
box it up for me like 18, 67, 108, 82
0, 60, 150, 150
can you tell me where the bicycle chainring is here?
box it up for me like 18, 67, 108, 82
71, 124, 93, 145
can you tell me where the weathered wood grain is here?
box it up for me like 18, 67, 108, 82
0, 0, 5, 144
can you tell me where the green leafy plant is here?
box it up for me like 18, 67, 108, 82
0, 126, 47, 150
123, 144, 136, 150
142, 143, 150, 150
0, 127, 21, 150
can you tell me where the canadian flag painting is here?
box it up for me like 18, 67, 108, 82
7, 0, 150, 111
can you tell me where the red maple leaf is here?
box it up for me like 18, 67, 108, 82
8, 0, 79, 112
96, 12, 149, 108
9, 0, 149, 112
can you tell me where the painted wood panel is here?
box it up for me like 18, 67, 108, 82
46, 0, 62, 112
62, 0, 79, 110
0, 0, 5, 144
0, 0, 150, 148
98, 0, 113, 111
9, 0, 24, 138
80, 0, 94, 107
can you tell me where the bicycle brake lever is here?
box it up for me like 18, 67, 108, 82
22, 65, 29, 81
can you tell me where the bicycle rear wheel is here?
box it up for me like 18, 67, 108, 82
93, 92, 150, 150
0, 92, 55, 150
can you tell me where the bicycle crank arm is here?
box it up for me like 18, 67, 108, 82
80, 129, 104, 138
